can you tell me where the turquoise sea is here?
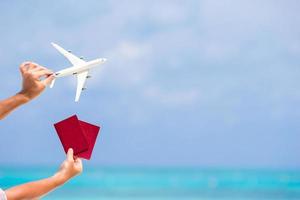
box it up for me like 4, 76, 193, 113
1, 167, 300, 200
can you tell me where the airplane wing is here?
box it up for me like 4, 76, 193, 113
51, 42, 86, 66
75, 70, 89, 102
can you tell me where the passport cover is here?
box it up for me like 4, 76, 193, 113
77, 120, 100, 160
54, 115, 100, 160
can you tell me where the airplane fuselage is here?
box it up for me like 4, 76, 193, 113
55, 58, 106, 78
50, 42, 107, 102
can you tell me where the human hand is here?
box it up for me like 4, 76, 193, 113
18, 61, 54, 101
54, 148, 83, 185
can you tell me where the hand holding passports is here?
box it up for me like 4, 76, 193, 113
54, 115, 100, 160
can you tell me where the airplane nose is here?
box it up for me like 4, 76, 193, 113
102, 58, 107, 62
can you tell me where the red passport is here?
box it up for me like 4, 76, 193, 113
54, 115, 100, 160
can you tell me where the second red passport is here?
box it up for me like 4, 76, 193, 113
54, 115, 100, 160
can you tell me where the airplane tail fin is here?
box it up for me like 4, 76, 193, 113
50, 78, 56, 88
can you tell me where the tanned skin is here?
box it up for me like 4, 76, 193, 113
1, 62, 83, 200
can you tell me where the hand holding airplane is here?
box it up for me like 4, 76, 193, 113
50, 43, 107, 102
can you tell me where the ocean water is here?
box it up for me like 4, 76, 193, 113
1, 167, 300, 200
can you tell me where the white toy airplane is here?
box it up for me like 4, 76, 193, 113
50, 42, 107, 102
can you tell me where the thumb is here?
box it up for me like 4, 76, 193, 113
42, 74, 55, 86
67, 148, 74, 161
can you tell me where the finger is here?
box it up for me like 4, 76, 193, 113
33, 69, 53, 79
42, 75, 55, 86
74, 158, 83, 169
28, 65, 48, 73
27, 62, 39, 71
19, 62, 31, 73
74, 157, 82, 164
67, 148, 74, 161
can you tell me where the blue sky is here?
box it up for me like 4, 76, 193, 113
0, 0, 300, 168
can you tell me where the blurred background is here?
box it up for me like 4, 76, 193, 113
0, 0, 300, 199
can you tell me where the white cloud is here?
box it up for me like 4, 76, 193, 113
1, 0, 300, 166
145, 1, 191, 25
89, 40, 153, 88
143, 86, 199, 106
111, 41, 149, 60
